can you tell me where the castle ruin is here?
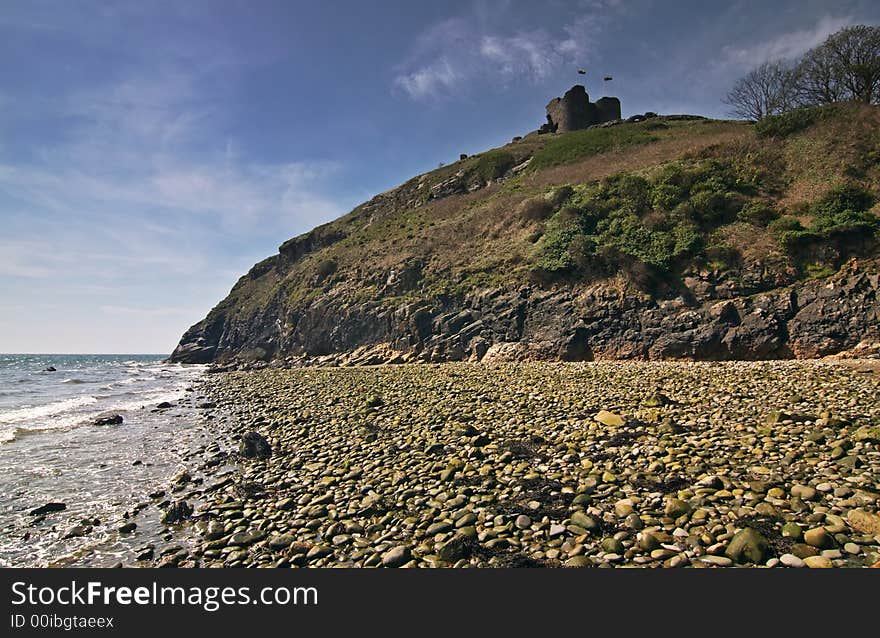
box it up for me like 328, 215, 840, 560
540, 85, 621, 133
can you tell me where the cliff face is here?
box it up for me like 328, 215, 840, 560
170, 105, 880, 366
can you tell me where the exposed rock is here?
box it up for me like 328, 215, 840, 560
847, 510, 880, 536
725, 527, 769, 564
239, 431, 272, 459
29, 502, 66, 516
94, 414, 123, 426
595, 410, 625, 427
161, 501, 193, 524
381, 545, 411, 568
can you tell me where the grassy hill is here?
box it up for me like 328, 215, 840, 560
170, 104, 880, 364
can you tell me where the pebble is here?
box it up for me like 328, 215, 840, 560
180, 362, 880, 569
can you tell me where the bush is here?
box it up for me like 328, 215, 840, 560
545, 185, 575, 207
754, 104, 840, 139
472, 150, 516, 182
811, 183, 875, 220
737, 201, 780, 226
533, 159, 764, 280
769, 216, 805, 233
517, 196, 554, 222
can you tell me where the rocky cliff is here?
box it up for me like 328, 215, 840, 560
170, 104, 880, 366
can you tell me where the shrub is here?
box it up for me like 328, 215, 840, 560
545, 185, 575, 207
517, 196, 554, 222
737, 201, 780, 226
754, 104, 840, 139
472, 150, 516, 182
769, 216, 805, 234
532, 159, 765, 281
811, 183, 875, 220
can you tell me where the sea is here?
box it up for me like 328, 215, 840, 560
0, 354, 210, 567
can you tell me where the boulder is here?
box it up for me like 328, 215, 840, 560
29, 502, 67, 516
161, 501, 193, 524
725, 527, 769, 564
239, 431, 272, 459
94, 414, 123, 426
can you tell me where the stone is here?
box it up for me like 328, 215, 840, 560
382, 545, 411, 568
29, 502, 66, 516
94, 414, 123, 426
563, 555, 592, 568
549, 523, 566, 537
570, 511, 599, 532
638, 533, 661, 552
852, 426, 880, 442
791, 484, 817, 501
438, 537, 471, 562
118, 522, 137, 534
595, 410, 625, 427
698, 555, 733, 567
161, 501, 192, 524
171, 469, 191, 485
601, 537, 624, 554
847, 510, 880, 536
791, 543, 819, 559
239, 431, 272, 459
804, 527, 830, 549
725, 528, 769, 564
515, 514, 532, 530
781, 522, 803, 540
779, 553, 804, 568
803, 556, 833, 568
665, 497, 691, 519
205, 521, 225, 540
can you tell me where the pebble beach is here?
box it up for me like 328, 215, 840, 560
164, 361, 880, 568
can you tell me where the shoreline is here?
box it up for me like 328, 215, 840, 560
173, 360, 880, 568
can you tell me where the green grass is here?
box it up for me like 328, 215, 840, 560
529, 125, 657, 170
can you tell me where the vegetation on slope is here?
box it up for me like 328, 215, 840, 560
200, 104, 880, 332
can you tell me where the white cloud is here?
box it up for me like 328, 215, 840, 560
394, 58, 460, 99
721, 15, 856, 68
392, 10, 615, 100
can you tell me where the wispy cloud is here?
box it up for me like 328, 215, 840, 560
392, 8, 617, 100
721, 14, 856, 68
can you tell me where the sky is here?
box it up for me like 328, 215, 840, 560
1, 0, 879, 354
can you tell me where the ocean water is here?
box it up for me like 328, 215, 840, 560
0, 354, 210, 567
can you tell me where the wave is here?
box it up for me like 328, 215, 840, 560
0, 395, 99, 425
61, 378, 88, 385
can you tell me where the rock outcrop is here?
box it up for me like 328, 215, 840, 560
170, 263, 880, 366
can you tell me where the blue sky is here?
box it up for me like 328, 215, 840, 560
1, 0, 878, 353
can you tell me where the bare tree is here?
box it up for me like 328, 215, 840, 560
793, 45, 847, 105
724, 60, 795, 120
823, 25, 880, 104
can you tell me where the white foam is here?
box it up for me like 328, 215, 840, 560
0, 395, 98, 424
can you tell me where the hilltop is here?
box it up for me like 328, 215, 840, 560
170, 102, 880, 366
